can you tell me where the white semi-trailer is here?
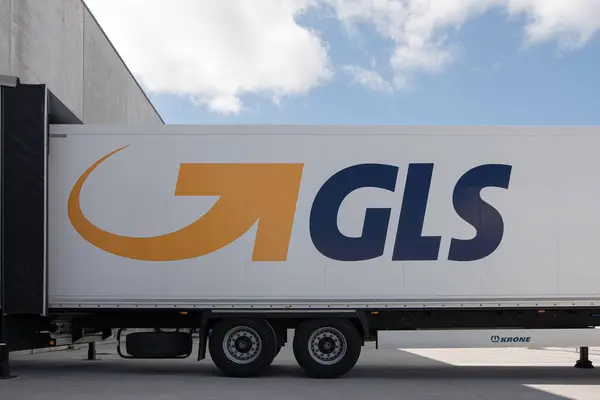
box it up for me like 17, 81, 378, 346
2, 79, 600, 379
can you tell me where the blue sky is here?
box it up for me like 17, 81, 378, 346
87, 1, 600, 126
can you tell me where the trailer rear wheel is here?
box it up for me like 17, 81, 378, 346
208, 319, 278, 377
293, 319, 361, 379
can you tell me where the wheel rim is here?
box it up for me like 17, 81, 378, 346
222, 326, 262, 364
308, 327, 347, 365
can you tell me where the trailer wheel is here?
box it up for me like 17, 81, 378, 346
208, 319, 278, 377
293, 319, 361, 379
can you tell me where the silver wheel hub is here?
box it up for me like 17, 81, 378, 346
308, 327, 347, 365
223, 326, 262, 364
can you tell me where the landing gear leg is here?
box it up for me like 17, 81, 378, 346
86, 342, 97, 361
575, 347, 594, 369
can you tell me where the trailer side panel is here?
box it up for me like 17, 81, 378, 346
47, 125, 600, 309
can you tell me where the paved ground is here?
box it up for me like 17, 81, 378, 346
2, 341, 600, 399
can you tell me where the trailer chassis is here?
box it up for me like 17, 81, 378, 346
3, 306, 599, 379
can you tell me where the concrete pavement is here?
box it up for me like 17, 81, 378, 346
1, 341, 600, 399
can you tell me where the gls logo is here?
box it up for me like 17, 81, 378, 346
311, 162, 511, 262
69, 146, 512, 263
68, 146, 304, 262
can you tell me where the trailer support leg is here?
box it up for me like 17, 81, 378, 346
575, 347, 594, 369
0, 343, 14, 379
87, 342, 96, 361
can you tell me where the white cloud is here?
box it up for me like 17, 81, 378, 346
327, 0, 600, 90
84, 0, 600, 110
328, 0, 496, 88
505, 0, 600, 51
84, 0, 332, 115
342, 65, 393, 92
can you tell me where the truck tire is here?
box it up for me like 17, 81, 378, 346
293, 319, 361, 379
125, 331, 191, 358
208, 318, 278, 377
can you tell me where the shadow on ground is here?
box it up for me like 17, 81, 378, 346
2, 344, 599, 400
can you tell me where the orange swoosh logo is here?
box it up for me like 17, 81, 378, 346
68, 146, 304, 261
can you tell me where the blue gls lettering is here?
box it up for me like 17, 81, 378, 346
448, 164, 512, 262
309, 164, 398, 261
310, 163, 512, 262
393, 163, 441, 261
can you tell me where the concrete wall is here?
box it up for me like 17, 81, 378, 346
0, 0, 162, 124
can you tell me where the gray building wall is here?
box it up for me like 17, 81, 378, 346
0, 0, 163, 124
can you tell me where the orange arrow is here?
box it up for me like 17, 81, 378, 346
68, 146, 304, 261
